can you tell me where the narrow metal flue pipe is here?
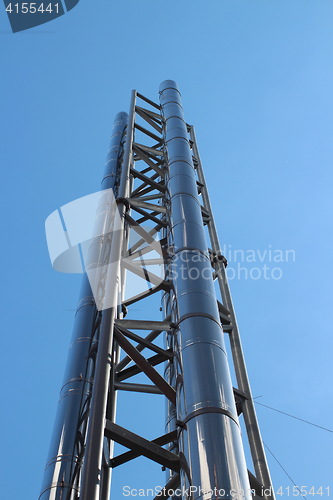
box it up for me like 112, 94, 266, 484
159, 81, 252, 500
39, 112, 128, 500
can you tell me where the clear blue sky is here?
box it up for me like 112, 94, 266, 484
1, 1, 333, 499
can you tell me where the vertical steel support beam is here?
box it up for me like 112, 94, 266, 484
163, 290, 180, 495
99, 112, 129, 500
39, 112, 128, 500
80, 92, 137, 500
189, 126, 275, 499
159, 80, 252, 500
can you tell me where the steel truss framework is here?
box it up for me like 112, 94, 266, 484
40, 81, 275, 500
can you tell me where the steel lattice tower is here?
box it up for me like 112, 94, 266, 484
40, 81, 275, 500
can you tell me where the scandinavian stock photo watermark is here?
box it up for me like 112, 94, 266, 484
121, 485, 330, 498
45, 189, 296, 312
220, 244, 296, 282
122, 485, 257, 499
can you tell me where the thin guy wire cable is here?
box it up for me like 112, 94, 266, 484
263, 442, 308, 500
255, 401, 333, 434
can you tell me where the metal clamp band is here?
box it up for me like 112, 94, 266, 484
180, 406, 239, 428
174, 312, 222, 328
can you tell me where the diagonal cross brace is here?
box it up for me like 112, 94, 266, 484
130, 168, 166, 193
114, 329, 176, 405
133, 143, 164, 177
116, 350, 172, 382
135, 105, 163, 133
116, 320, 169, 372
110, 429, 178, 468
114, 325, 172, 359
125, 214, 165, 256
121, 258, 169, 289
105, 422, 180, 472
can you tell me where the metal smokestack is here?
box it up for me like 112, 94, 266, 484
39, 84, 274, 500
159, 80, 252, 500
39, 112, 128, 500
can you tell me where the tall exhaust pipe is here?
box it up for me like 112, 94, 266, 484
39, 112, 128, 500
160, 80, 252, 500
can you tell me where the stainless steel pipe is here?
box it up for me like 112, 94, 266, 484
39, 112, 128, 500
160, 80, 252, 500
